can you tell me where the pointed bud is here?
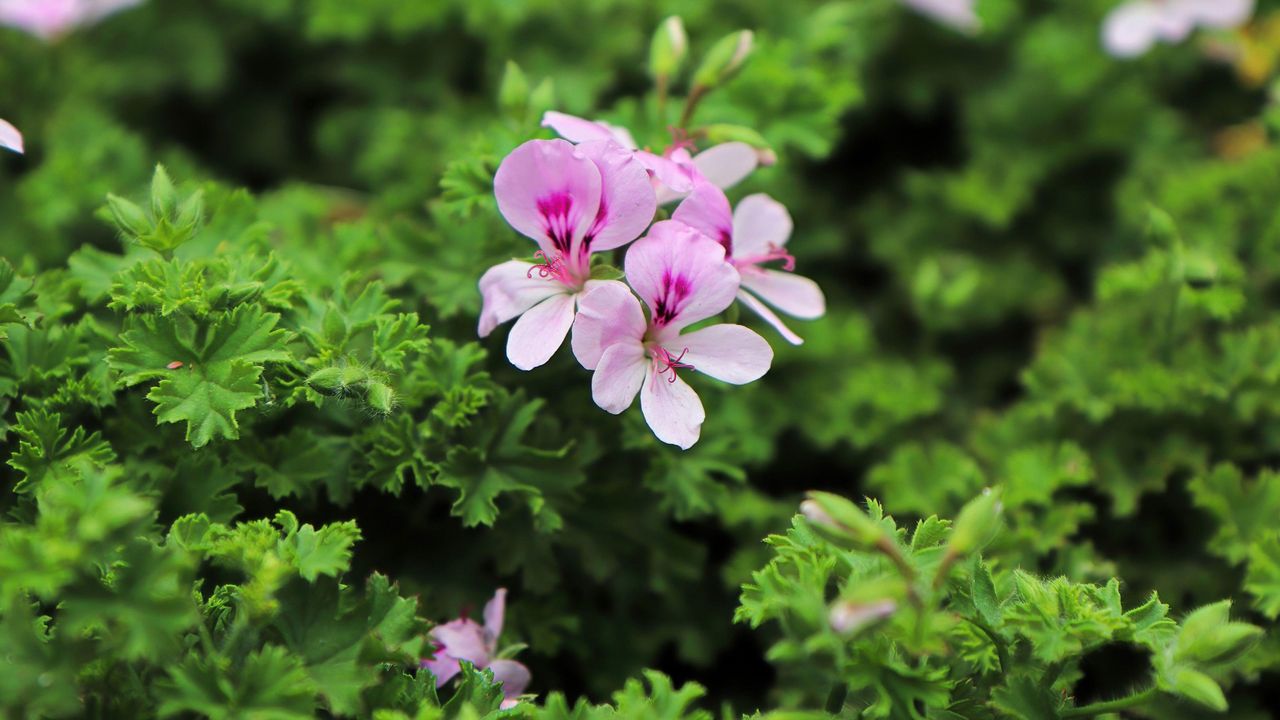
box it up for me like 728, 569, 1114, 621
692, 30, 753, 90
528, 78, 556, 119
366, 381, 395, 414
801, 491, 886, 547
1163, 667, 1227, 712
649, 16, 688, 81
306, 367, 345, 395
341, 366, 369, 388
948, 488, 1003, 556
1176, 601, 1262, 665
150, 164, 178, 219
106, 194, 152, 239
498, 61, 530, 119
174, 189, 204, 233
829, 599, 896, 634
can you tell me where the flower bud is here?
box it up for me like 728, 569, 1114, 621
106, 194, 152, 238
1176, 600, 1262, 665
498, 60, 530, 119
801, 491, 885, 547
150, 164, 178, 219
947, 488, 1003, 556
692, 30, 753, 90
829, 599, 896, 634
307, 367, 345, 395
366, 381, 395, 414
1163, 667, 1227, 712
649, 16, 688, 81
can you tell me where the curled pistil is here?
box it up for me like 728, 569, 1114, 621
654, 346, 695, 383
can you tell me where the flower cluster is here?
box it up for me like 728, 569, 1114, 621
478, 112, 825, 449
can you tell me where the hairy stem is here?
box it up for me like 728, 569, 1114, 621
1062, 686, 1158, 718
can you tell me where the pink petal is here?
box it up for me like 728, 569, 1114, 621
1102, 2, 1163, 57
731, 194, 792, 257
423, 655, 463, 687
639, 362, 705, 449
571, 280, 646, 370
624, 220, 740, 333
482, 589, 506, 650
636, 150, 695, 195
494, 139, 602, 260
591, 341, 648, 414
737, 291, 805, 346
488, 659, 532, 699
674, 324, 773, 385
431, 618, 490, 666
1186, 0, 1253, 28
740, 269, 826, 320
541, 111, 637, 148
672, 182, 734, 253
478, 260, 570, 337
692, 142, 758, 192
506, 292, 577, 370
577, 140, 657, 252
0, 119, 22, 154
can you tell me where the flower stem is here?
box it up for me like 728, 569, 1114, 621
1061, 687, 1158, 718
678, 85, 708, 129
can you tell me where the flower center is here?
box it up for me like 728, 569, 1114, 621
734, 244, 795, 272
653, 346, 695, 383
526, 250, 575, 285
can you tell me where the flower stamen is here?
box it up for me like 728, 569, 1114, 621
526, 250, 572, 283
654, 346, 695, 383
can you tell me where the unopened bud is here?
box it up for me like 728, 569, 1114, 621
948, 488, 1003, 556
829, 599, 896, 634
1164, 667, 1227, 712
106, 194, 151, 238
801, 491, 886, 547
150, 164, 178, 219
307, 367, 345, 395
498, 60, 530, 119
1176, 600, 1262, 665
649, 16, 688, 81
366, 381, 395, 414
692, 30, 753, 90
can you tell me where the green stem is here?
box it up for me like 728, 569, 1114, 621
656, 75, 669, 124
1061, 687, 1158, 718
678, 85, 708, 129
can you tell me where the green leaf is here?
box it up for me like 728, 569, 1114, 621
108, 304, 291, 447
159, 645, 317, 719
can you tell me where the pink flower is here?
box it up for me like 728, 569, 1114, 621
0, 119, 22, 154
572, 221, 773, 449
1102, 0, 1254, 58
0, 0, 143, 40
542, 111, 762, 204
899, 0, 980, 33
481, 138, 657, 370
672, 182, 825, 345
423, 589, 531, 709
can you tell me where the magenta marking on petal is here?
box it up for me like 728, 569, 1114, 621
537, 191, 577, 252
653, 270, 692, 326
654, 346, 695, 383
734, 244, 795, 271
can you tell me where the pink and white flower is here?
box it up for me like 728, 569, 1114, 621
900, 0, 980, 33
572, 221, 773, 449
0, 0, 143, 40
481, 138, 657, 370
0, 119, 22, 154
542, 111, 762, 204
1101, 0, 1254, 58
672, 182, 825, 345
423, 589, 530, 709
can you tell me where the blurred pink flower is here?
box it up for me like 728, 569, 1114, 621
572, 220, 772, 449
673, 182, 825, 345
481, 138, 656, 370
1102, 0, 1254, 58
0, 118, 22, 154
542, 111, 762, 204
900, 0, 980, 33
423, 589, 531, 709
0, 0, 143, 40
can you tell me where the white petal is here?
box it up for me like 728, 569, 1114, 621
737, 291, 805, 346
0, 119, 23, 154
692, 142, 758, 191
674, 324, 773, 385
571, 280, 646, 370
591, 342, 648, 414
731, 193, 792, 257
740, 269, 826, 319
506, 293, 576, 370
478, 260, 569, 337
1102, 2, 1163, 57
640, 363, 705, 449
